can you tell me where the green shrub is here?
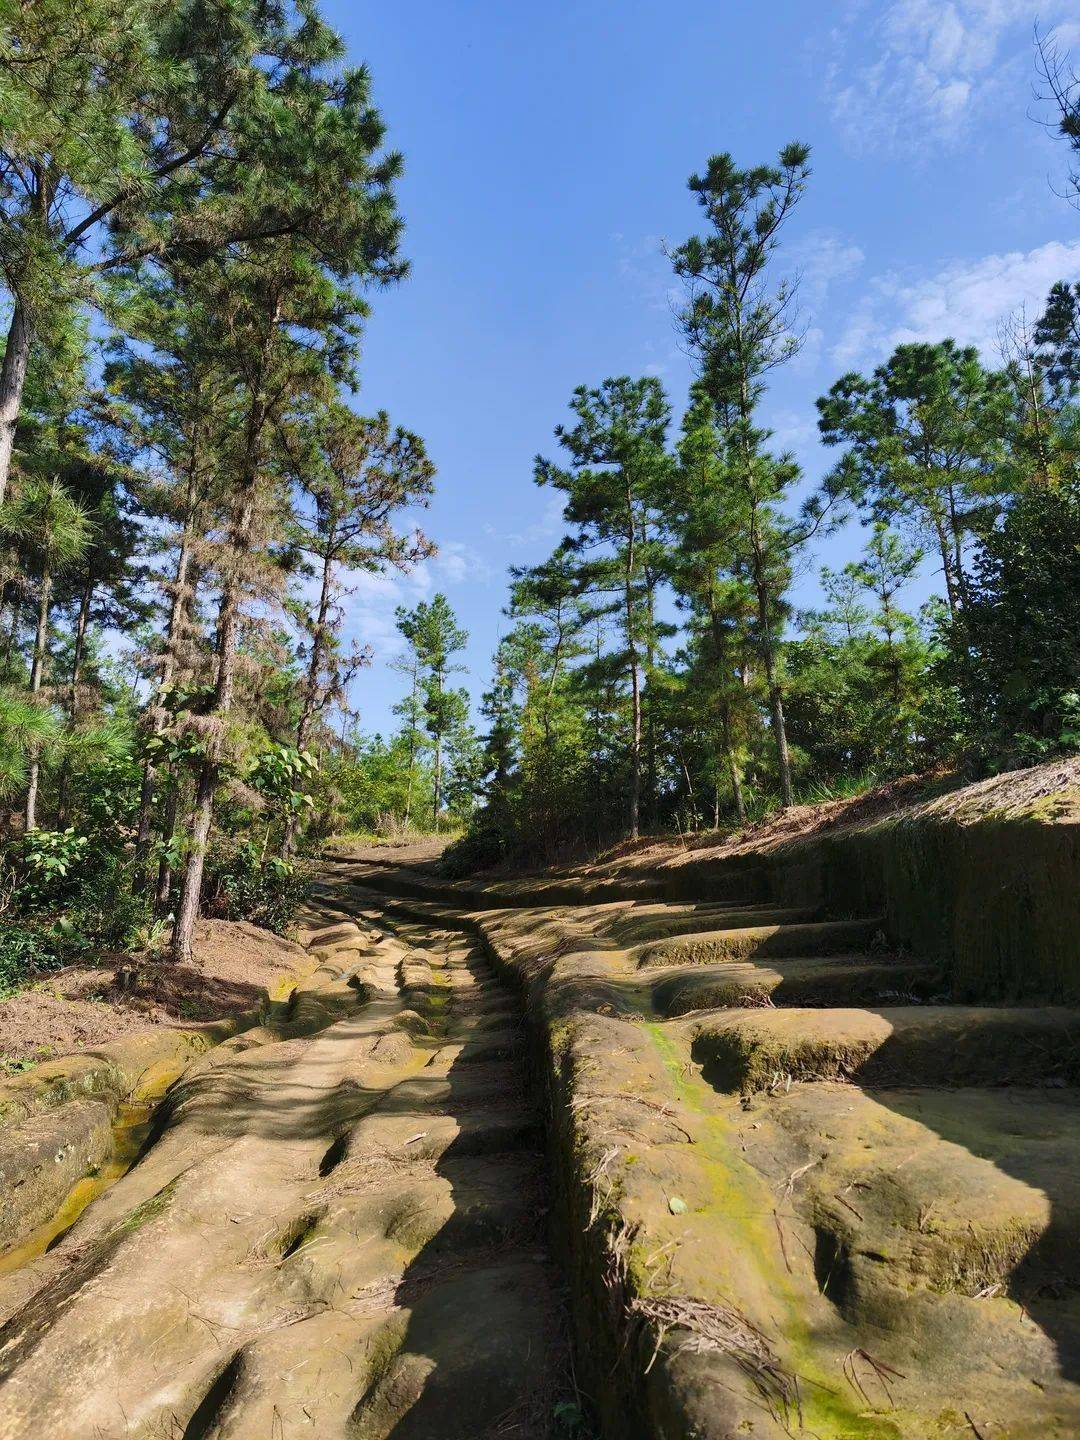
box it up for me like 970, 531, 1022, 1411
1, 834, 157, 986
15, 828, 90, 906
59, 850, 155, 954
203, 840, 309, 934
0, 921, 62, 999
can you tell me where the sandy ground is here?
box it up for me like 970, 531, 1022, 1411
0, 920, 313, 1067
328, 835, 451, 867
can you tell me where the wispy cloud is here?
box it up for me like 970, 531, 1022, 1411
613, 231, 680, 314
826, 0, 1064, 149
786, 231, 866, 375
481, 493, 565, 550
766, 407, 821, 454
832, 238, 1080, 366
791, 230, 866, 307
336, 540, 493, 669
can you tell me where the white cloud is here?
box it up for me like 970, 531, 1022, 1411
791, 230, 866, 307
832, 238, 1080, 366
429, 540, 493, 587
785, 231, 866, 374
614, 232, 681, 313
766, 407, 820, 454
482, 493, 565, 550
333, 539, 491, 672
827, 0, 1066, 147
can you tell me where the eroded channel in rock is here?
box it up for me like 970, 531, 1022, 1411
0, 895, 576, 1440
6, 836, 1079, 1440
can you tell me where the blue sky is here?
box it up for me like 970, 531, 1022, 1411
320, 0, 1080, 735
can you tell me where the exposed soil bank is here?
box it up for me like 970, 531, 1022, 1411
0, 919, 315, 1067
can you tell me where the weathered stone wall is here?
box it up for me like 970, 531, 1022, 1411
766, 799, 1080, 1001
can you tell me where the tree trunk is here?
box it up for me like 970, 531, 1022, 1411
281, 810, 299, 861
0, 581, 13, 667
946, 484, 970, 611
155, 779, 179, 909
752, 560, 793, 809
644, 568, 659, 832
734, 364, 792, 807
432, 663, 444, 830
709, 608, 746, 824
404, 730, 416, 827
171, 356, 268, 962
722, 708, 746, 823
57, 571, 94, 825
401, 660, 421, 828
0, 300, 32, 508
3, 594, 20, 669
171, 761, 215, 963
25, 561, 52, 831
624, 491, 641, 841
931, 512, 959, 622
134, 460, 200, 890
283, 550, 332, 858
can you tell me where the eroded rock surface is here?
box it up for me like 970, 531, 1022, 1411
3, 811, 1079, 1439
320, 849, 1080, 1440
0, 907, 571, 1439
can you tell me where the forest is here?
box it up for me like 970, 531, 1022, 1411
0, 0, 1078, 998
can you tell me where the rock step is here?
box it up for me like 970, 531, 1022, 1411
736, 1082, 1080, 1303
636, 916, 885, 967
602, 904, 820, 943
688, 1004, 1080, 1092
651, 954, 942, 1015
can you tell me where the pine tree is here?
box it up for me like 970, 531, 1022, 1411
507, 550, 592, 745
669, 144, 813, 808
816, 342, 1011, 620
168, 30, 407, 963
667, 383, 758, 821
395, 594, 468, 829
0, 0, 363, 502
535, 376, 672, 839
1, 474, 90, 826
282, 403, 434, 852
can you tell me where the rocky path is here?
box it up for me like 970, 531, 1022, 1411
0, 893, 573, 1439
327, 856, 1080, 1439
4, 843, 1078, 1440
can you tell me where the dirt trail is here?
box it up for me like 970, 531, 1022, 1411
0, 895, 572, 1439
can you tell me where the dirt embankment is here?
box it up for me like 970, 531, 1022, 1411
501, 758, 1080, 884
0, 920, 314, 1067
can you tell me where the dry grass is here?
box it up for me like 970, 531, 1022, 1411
629, 1293, 802, 1431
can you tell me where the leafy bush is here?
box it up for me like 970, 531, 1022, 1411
442, 818, 511, 877
0, 921, 62, 999
58, 850, 155, 954
15, 828, 89, 905
203, 840, 309, 934
1, 834, 157, 990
